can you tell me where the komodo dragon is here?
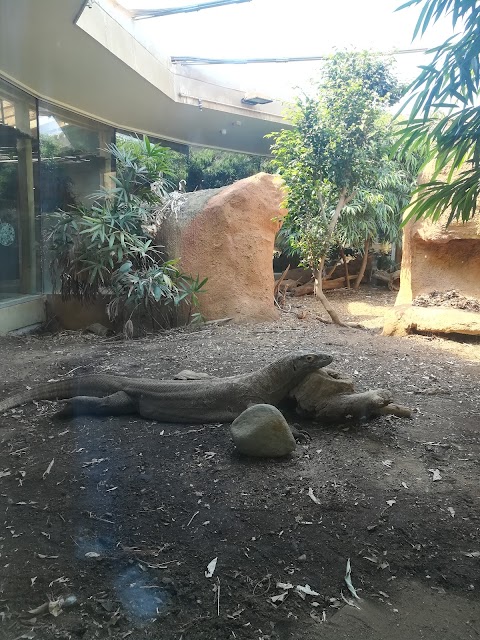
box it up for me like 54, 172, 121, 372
0, 351, 333, 424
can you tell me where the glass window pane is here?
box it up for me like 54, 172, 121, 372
38, 103, 115, 209
0, 78, 39, 299
37, 103, 115, 294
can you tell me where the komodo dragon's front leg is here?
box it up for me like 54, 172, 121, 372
56, 391, 137, 418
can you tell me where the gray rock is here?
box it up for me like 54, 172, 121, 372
230, 404, 296, 457
173, 369, 213, 380
84, 323, 110, 337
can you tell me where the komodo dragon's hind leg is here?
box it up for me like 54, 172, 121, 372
55, 391, 137, 418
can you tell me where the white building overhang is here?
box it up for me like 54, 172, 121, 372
0, 0, 288, 155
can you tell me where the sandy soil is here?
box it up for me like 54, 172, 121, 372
0, 286, 479, 640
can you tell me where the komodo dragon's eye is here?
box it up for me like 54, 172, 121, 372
305, 355, 314, 362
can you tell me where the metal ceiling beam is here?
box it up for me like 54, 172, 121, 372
132, 0, 251, 20
171, 49, 429, 65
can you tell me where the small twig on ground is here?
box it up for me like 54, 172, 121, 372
252, 573, 272, 596
186, 511, 199, 527
345, 322, 367, 330
42, 458, 55, 480
62, 366, 86, 377
274, 265, 291, 299
179, 615, 209, 632
86, 511, 114, 525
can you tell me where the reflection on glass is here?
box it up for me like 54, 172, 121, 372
38, 104, 114, 209
37, 104, 115, 294
0, 82, 116, 302
0, 78, 39, 299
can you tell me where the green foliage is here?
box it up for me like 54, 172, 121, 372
337, 147, 423, 248
40, 132, 83, 161
117, 135, 190, 191
186, 148, 271, 190
174, 274, 209, 325
116, 135, 178, 187
47, 136, 206, 332
0, 162, 19, 211
269, 51, 411, 273
40, 135, 64, 160
287, 215, 329, 270
395, 0, 480, 223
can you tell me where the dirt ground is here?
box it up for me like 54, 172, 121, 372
1, 286, 480, 640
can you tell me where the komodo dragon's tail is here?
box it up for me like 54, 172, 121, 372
0, 375, 124, 413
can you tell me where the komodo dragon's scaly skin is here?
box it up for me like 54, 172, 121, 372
0, 351, 333, 424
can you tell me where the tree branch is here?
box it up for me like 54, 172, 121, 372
327, 188, 348, 236
317, 187, 327, 223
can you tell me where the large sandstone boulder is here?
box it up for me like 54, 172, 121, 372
384, 165, 480, 337
158, 173, 286, 322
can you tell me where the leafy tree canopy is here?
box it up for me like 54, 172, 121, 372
395, 0, 480, 223
269, 51, 415, 322
269, 52, 408, 261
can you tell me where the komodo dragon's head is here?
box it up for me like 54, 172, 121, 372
289, 351, 333, 373
251, 352, 334, 404
262, 352, 333, 400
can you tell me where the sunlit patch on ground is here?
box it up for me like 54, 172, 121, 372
345, 301, 390, 328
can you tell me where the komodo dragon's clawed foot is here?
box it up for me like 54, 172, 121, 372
290, 424, 311, 443
54, 391, 136, 418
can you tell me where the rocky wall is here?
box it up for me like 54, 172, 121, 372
158, 172, 286, 322
384, 166, 480, 337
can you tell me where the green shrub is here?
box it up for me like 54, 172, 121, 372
186, 148, 272, 191
46, 136, 206, 334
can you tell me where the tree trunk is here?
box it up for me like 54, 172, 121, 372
316, 288, 348, 326
274, 265, 290, 299
313, 189, 355, 326
314, 260, 348, 326
313, 263, 323, 298
322, 275, 356, 290
371, 269, 401, 290
293, 275, 356, 296
340, 248, 350, 288
327, 189, 350, 236
324, 262, 338, 280
353, 237, 370, 290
